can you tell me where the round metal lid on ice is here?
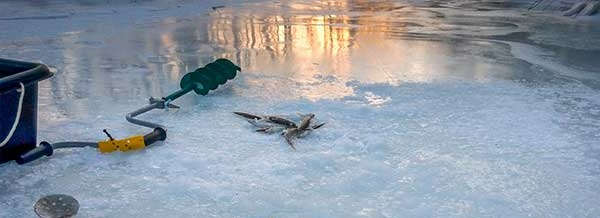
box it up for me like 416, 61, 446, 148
34, 194, 79, 218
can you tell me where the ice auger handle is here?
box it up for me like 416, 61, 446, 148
15, 142, 53, 164
143, 127, 167, 146
13, 59, 240, 164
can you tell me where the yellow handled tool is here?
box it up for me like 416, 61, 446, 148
98, 135, 145, 153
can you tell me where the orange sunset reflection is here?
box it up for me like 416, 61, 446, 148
205, 0, 454, 100
46, 0, 504, 103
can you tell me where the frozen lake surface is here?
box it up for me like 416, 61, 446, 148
1, 0, 600, 217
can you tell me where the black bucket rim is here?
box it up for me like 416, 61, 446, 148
0, 58, 54, 93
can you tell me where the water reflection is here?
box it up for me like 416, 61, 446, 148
40, 0, 523, 104
201, 0, 515, 99
208, 12, 355, 80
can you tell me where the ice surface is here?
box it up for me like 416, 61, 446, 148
1, 0, 599, 217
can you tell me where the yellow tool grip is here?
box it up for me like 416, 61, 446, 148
98, 135, 146, 153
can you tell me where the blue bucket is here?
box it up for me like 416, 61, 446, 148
0, 58, 53, 164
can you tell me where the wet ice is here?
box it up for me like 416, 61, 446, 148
1, 0, 600, 217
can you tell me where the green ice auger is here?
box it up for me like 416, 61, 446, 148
11, 58, 241, 164
126, 58, 241, 131
164, 58, 241, 101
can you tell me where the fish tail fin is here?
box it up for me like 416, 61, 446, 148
284, 133, 296, 150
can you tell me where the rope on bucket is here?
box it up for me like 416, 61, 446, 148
0, 82, 24, 148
